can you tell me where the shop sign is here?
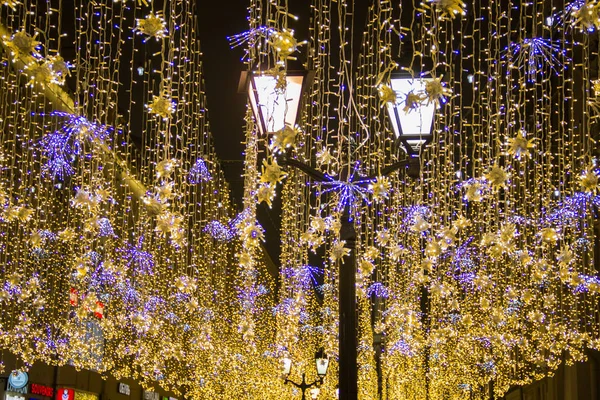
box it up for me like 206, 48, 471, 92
117, 383, 130, 396
30, 384, 54, 398
55, 388, 74, 400
142, 391, 158, 400
6, 394, 25, 400
7, 371, 28, 394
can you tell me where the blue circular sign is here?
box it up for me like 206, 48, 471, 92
8, 371, 28, 389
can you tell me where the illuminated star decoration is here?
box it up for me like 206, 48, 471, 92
507, 130, 535, 159
26, 55, 71, 87
571, 0, 600, 31
507, 37, 568, 82
403, 205, 431, 230
136, 13, 168, 42
428, 0, 467, 19
5, 30, 42, 61
318, 163, 373, 214
36, 112, 113, 180
188, 157, 212, 184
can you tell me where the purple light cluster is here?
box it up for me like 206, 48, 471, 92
37, 112, 113, 180
122, 237, 155, 275
545, 192, 600, 227
203, 221, 235, 242
283, 265, 323, 288
97, 217, 116, 237
227, 26, 278, 58
389, 338, 416, 357
188, 157, 212, 184
367, 282, 389, 298
402, 205, 430, 227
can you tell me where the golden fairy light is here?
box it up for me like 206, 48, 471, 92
1, 0, 600, 399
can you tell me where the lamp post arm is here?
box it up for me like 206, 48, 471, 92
284, 375, 322, 390
280, 154, 419, 186
375, 157, 420, 179
279, 156, 329, 183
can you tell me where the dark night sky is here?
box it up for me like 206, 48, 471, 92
196, 1, 250, 206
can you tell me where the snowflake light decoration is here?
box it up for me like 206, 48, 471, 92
5, 30, 41, 61
136, 13, 167, 42
318, 163, 373, 214
428, 0, 467, 20
147, 93, 175, 120
283, 265, 323, 289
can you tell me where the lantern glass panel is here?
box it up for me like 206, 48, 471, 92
249, 74, 304, 134
386, 77, 436, 154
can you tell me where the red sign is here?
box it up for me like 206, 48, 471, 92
69, 288, 78, 306
56, 388, 74, 400
93, 301, 104, 319
30, 384, 54, 398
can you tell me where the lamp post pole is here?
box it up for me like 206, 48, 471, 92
338, 208, 358, 400
280, 155, 419, 400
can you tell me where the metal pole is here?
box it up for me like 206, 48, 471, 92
339, 210, 358, 400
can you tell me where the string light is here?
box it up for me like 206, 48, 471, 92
1, 0, 599, 398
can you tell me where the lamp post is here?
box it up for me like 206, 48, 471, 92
281, 350, 330, 400
243, 68, 436, 400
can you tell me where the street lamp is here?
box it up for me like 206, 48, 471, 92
385, 74, 436, 156
242, 68, 433, 400
281, 351, 329, 400
238, 70, 313, 135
